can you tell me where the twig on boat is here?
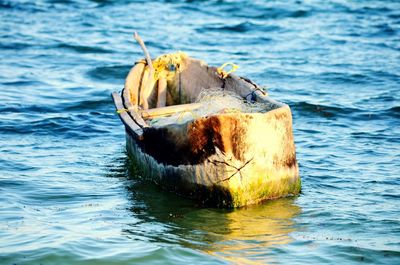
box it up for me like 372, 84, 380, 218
209, 159, 234, 168
212, 157, 254, 183
133, 32, 154, 109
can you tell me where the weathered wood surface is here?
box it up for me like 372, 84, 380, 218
111, 92, 144, 138
124, 105, 300, 207
114, 53, 301, 207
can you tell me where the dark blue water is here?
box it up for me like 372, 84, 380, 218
1, 0, 399, 264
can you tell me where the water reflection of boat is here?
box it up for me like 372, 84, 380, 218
117, 159, 301, 264
181, 199, 301, 264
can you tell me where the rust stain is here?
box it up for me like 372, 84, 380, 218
188, 115, 249, 162
188, 118, 207, 156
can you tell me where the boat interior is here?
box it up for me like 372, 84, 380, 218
122, 53, 283, 126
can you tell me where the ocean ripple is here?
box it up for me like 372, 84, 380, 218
1, 0, 399, 264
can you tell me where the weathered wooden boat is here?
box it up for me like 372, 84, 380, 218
112, 41, 300, 207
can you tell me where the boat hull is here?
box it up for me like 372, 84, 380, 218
122, 104, 301, 208
113, 53, 301, 208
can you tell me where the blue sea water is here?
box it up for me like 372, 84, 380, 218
1, 0, 399, 264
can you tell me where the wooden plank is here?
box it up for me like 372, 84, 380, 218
121, 88, 149, 128
111, 92, 143, 138
156, 77, 167, 108
140, 103, 202, 119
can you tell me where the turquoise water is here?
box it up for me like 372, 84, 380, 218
1, 0, 399, 264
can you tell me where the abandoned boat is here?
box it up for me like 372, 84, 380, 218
112, 47, 300, 207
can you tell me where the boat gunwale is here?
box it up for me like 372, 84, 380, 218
113, 88, 292, 133
111, 91, 144, 139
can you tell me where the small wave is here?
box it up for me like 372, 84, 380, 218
254, 8, 311, 19
382, 194, 400, 200
145, 40, 171, 50
87, 65, 132, 82
0, 114, 115, 138
2, 80, 48, 87
0, 97, 113, 114
216, 4, 311, 20
56, 43, 113, 54
0, 159, 37, 172
364, 92, 400, 103
291, 100, 400, 121
1, 116, 72, 134
197, 22, 281, 34
381, 106, 400, 119
0, 1, 45, 12
362, 106, 400, 119
63, 98, 113, 111
388, 106, 400, 113
389, 13, 400, 19
0, 1, 13, 9
365, 179, 400, 186
313, 71, 374, 85
290, 101, 356, 118
0, 104, 57, 114
369, 23, 397, 37
0, 179, 26, 187
351, 131, 400, 142
0, 42, 31, 50
331, 243, 400, 262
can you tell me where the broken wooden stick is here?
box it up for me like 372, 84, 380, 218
133, 32, 154, 109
